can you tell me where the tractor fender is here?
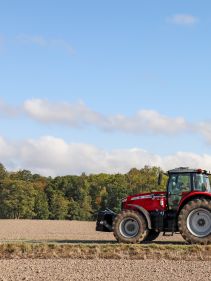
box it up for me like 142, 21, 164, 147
178, 192, 211, 213
127, 204, 152, 229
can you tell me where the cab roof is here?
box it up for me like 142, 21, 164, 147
168, 167, 210, 175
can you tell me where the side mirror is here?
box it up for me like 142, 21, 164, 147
158, 172, 163, 185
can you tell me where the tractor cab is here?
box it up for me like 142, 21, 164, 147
167, 168, 211, 210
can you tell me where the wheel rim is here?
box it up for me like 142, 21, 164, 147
119, 217, 140, 238
187, 208, 211, 238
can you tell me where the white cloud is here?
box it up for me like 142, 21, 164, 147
23, 99, 105, 128
3, 98, 211, 145
0, 137, 18, 170
0, 137, 15, 158
24, 99, 188, 135
198, 122, 211, 144
0, 136, 211, 177
16, 34, 74, 55
105, 110, 188, 135
167, 14, 199, 26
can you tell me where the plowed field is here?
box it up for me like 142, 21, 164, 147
0, 220, 210, 281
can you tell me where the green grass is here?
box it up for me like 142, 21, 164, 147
0, 243, 210, 260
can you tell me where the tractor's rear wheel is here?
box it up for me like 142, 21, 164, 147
113, 210, 146, 243
178, 199, 211, 244
143, 230, 160, 242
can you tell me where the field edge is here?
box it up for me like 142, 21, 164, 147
0, 243, 210, 260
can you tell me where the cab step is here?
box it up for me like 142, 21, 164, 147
163, 232, 174, 236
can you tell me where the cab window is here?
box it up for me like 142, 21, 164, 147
168, 174, 191, 194
193, 174, 211, 192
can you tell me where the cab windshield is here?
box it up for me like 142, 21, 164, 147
193, 174, 211, 192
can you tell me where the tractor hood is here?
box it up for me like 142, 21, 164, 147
125, 191, 166, 202
122, 191, 167, 212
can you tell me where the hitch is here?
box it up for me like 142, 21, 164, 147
96, 208, 116, 232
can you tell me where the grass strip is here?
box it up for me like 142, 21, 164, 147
0, 243, 210, 260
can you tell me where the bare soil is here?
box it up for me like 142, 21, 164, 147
0, 220, 209, 281
0, 220, 185, 244
0, 259, 210, 281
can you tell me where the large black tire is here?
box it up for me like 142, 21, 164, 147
113, 210, 146, 243
143, 230, 160, 242
178, 199, 211, 245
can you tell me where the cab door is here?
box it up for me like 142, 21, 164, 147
168, 173, 191, 210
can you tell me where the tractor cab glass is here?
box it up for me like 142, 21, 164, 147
193, 174, 211, 192
168, 173, 191, 210
168, 173, 191, 194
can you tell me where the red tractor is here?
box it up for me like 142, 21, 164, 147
96, 168, 211, 244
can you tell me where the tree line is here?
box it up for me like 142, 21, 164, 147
0, 163, 167, 220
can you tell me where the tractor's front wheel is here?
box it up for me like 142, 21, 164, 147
113, 210, 146, 243
178, 199, 211, 244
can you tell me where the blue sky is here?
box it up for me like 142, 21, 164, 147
0, 1, 211, 176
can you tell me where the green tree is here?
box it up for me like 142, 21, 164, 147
9, 169, 33, 181
49, 191, 69, 220
34, 191, 49, 219
0, 162, 168, 221
127, 166, 166, 194
0, 179, 36, 219
105, 174, 129, 213
68, 199, 81, 220
79, 193, 93, 220
0, 163, 7, 180
88, 173, 110, 214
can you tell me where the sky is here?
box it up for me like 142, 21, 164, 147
1, 0, 211, 176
